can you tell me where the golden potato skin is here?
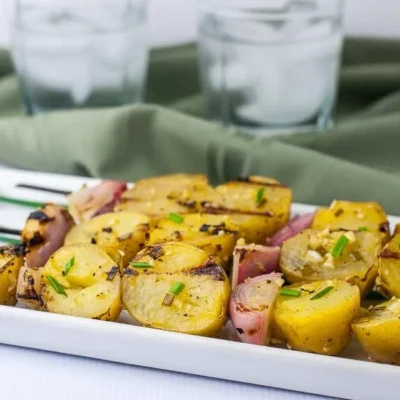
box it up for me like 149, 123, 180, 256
116, 174, 216, 222
202, 177, 292, 244
40, 244, 122, 320
352, 298, 400, 365
274, 280, 360, 355
312, 200, 389, 239
123, 242, 230, 336
376, 234, 400, 298
0, 245, 24, 306
280, 229, 383, 297
64, 212, 150, 267
148, 214, 239, 270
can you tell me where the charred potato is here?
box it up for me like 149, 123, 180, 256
123, 242, 230, 336
274, 280, 360, 355
376, 234, 400, 298
40, 244, 122, 320
280, 229, 383, 297
116, 174, 216, 222
148, 213, 239, 270
0, 245, 24, 306
352, 298, 400, 365
312, 201, 389, 240
64, 211, 150, 267
203, 176, 292, 244
16, 266, 42, 309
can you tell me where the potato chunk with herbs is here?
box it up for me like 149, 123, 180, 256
0, 245, 24, 306
352, 298, 400, 365
312, 200, 389, 240
123, 242, 230, 336
202, 176, 292, 244
274, 280, 360, 355
64, 211, 150, 267
148, 213, 239, 270
280, 229, 383, 297
40, 244, 122, 320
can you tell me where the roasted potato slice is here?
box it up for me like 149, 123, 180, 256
312, 201, 389, 239
116, 174, 216, 222
64, 211, 150, 267
376, 234, 400, 298
123, 242, 230, 336
120, 174, 210, 201
148, 214, 239, 270
274, 280, 360, 355
202, 176, 292, 244
352, 298, 400, 365
40, 244, 122, 320
280, 229, 383, 297
0, 245, 24, 306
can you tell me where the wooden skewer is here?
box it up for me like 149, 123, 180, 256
16, 184, 71, 196
0, 227, 22, 236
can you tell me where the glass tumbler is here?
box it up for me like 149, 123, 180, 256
197, 0, 344, 135
12, 0, 148, 114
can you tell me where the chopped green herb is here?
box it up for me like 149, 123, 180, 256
280, 288, 301, 298
130, 262, 153, 268
358, 226, 368, 232
331, 235, 349, 258
0, 235, 22, 245
63, 257, 75, 276
311, 286, 334, 300
168, 213, 184, 224
46, 276, 67, 297
169, 281, 185, 295
0, 196, 44, 209
255, 188, 265, 205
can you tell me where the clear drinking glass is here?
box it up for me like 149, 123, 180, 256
197, 0, 344, 135
12, 0, 148, 114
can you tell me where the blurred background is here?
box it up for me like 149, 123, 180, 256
1, 0, 400, 49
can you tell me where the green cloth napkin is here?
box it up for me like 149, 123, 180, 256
1, 39, 400, 214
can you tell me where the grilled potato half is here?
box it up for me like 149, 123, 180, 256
64, 211, 150, 267
280, 229, 383, 297
116, 174, 215, 222
352, 298, 400, 365
40, 244, 122, 320
274, 280, 360, 355
148, 214, 239, 270
0, 245, 24, 306
202, 176, 292, 244
123, 242, 230, 336
312, 201, 389, 240
376, 234, 400, 298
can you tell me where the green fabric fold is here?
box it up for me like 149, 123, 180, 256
0, 38, 400, 213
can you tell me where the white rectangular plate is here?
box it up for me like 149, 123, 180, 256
0, 168, 399, 400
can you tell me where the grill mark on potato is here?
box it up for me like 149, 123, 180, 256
27, 210, 54, 223
90, 237, 97, 245
188, 261, 226, 281
0, 244, 25, 258
102, 227, 113, 233
380, 249, 400, 259
202, 205, 274, 217
235, 177, 287, 188
124, 267, 139, 276
148, 245, 165, 260
334, 208, 344, 217
24, 231, 45, 247
379, 222, 390, 234
106, 266, 119, 281
177, 200, 197, 209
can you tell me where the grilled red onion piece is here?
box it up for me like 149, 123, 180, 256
230, 273, 284, 345
22, 204, 75, 269
267, 212, 315, 247
231, 244, 280, 290
68, 180, 127, 223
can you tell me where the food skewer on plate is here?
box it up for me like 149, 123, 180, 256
0, 174, 398, 366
